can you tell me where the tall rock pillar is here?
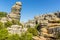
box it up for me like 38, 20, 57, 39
7, 2, 22, 21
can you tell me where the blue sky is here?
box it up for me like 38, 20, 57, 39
0, 0, 60, 22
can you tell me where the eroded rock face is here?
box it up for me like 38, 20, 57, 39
7, 2, 22, 20
25, 12, 60, 40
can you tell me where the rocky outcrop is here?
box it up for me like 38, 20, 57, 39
5, 2, 25, 35
0, 2, 22, 23
7, 25, 27, 35
25, 12, 60, 40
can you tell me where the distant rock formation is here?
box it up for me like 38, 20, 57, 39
7, 2, 22, 21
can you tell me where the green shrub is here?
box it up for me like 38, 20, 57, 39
4, 20, 23, 28
7, 34, 20, 40
20, 32, 33, 40
7, 33, 33, 40
0, 22, 4, 29
0, 28, 8, 40
12, 20, 23, 26
35, 24, 39, 29
35, 24, 41, 32
0, 12, 7, 17
4, 21, 13, 28
28, 28, 38, 36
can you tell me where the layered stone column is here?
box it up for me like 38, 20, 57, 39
7, 2, 22, 21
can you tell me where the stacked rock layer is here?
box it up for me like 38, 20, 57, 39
25, 12, 60, 40
7, 2, 22, 21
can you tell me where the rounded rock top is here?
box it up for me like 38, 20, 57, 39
16, 2, 22, 6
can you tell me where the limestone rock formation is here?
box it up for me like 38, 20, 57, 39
7, 25, 27, 35
7, 2, 22, 21
6, 2, 26, 35
0, 17, 7, 23
25, 12, 60, 40
0, 1, 28, 37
